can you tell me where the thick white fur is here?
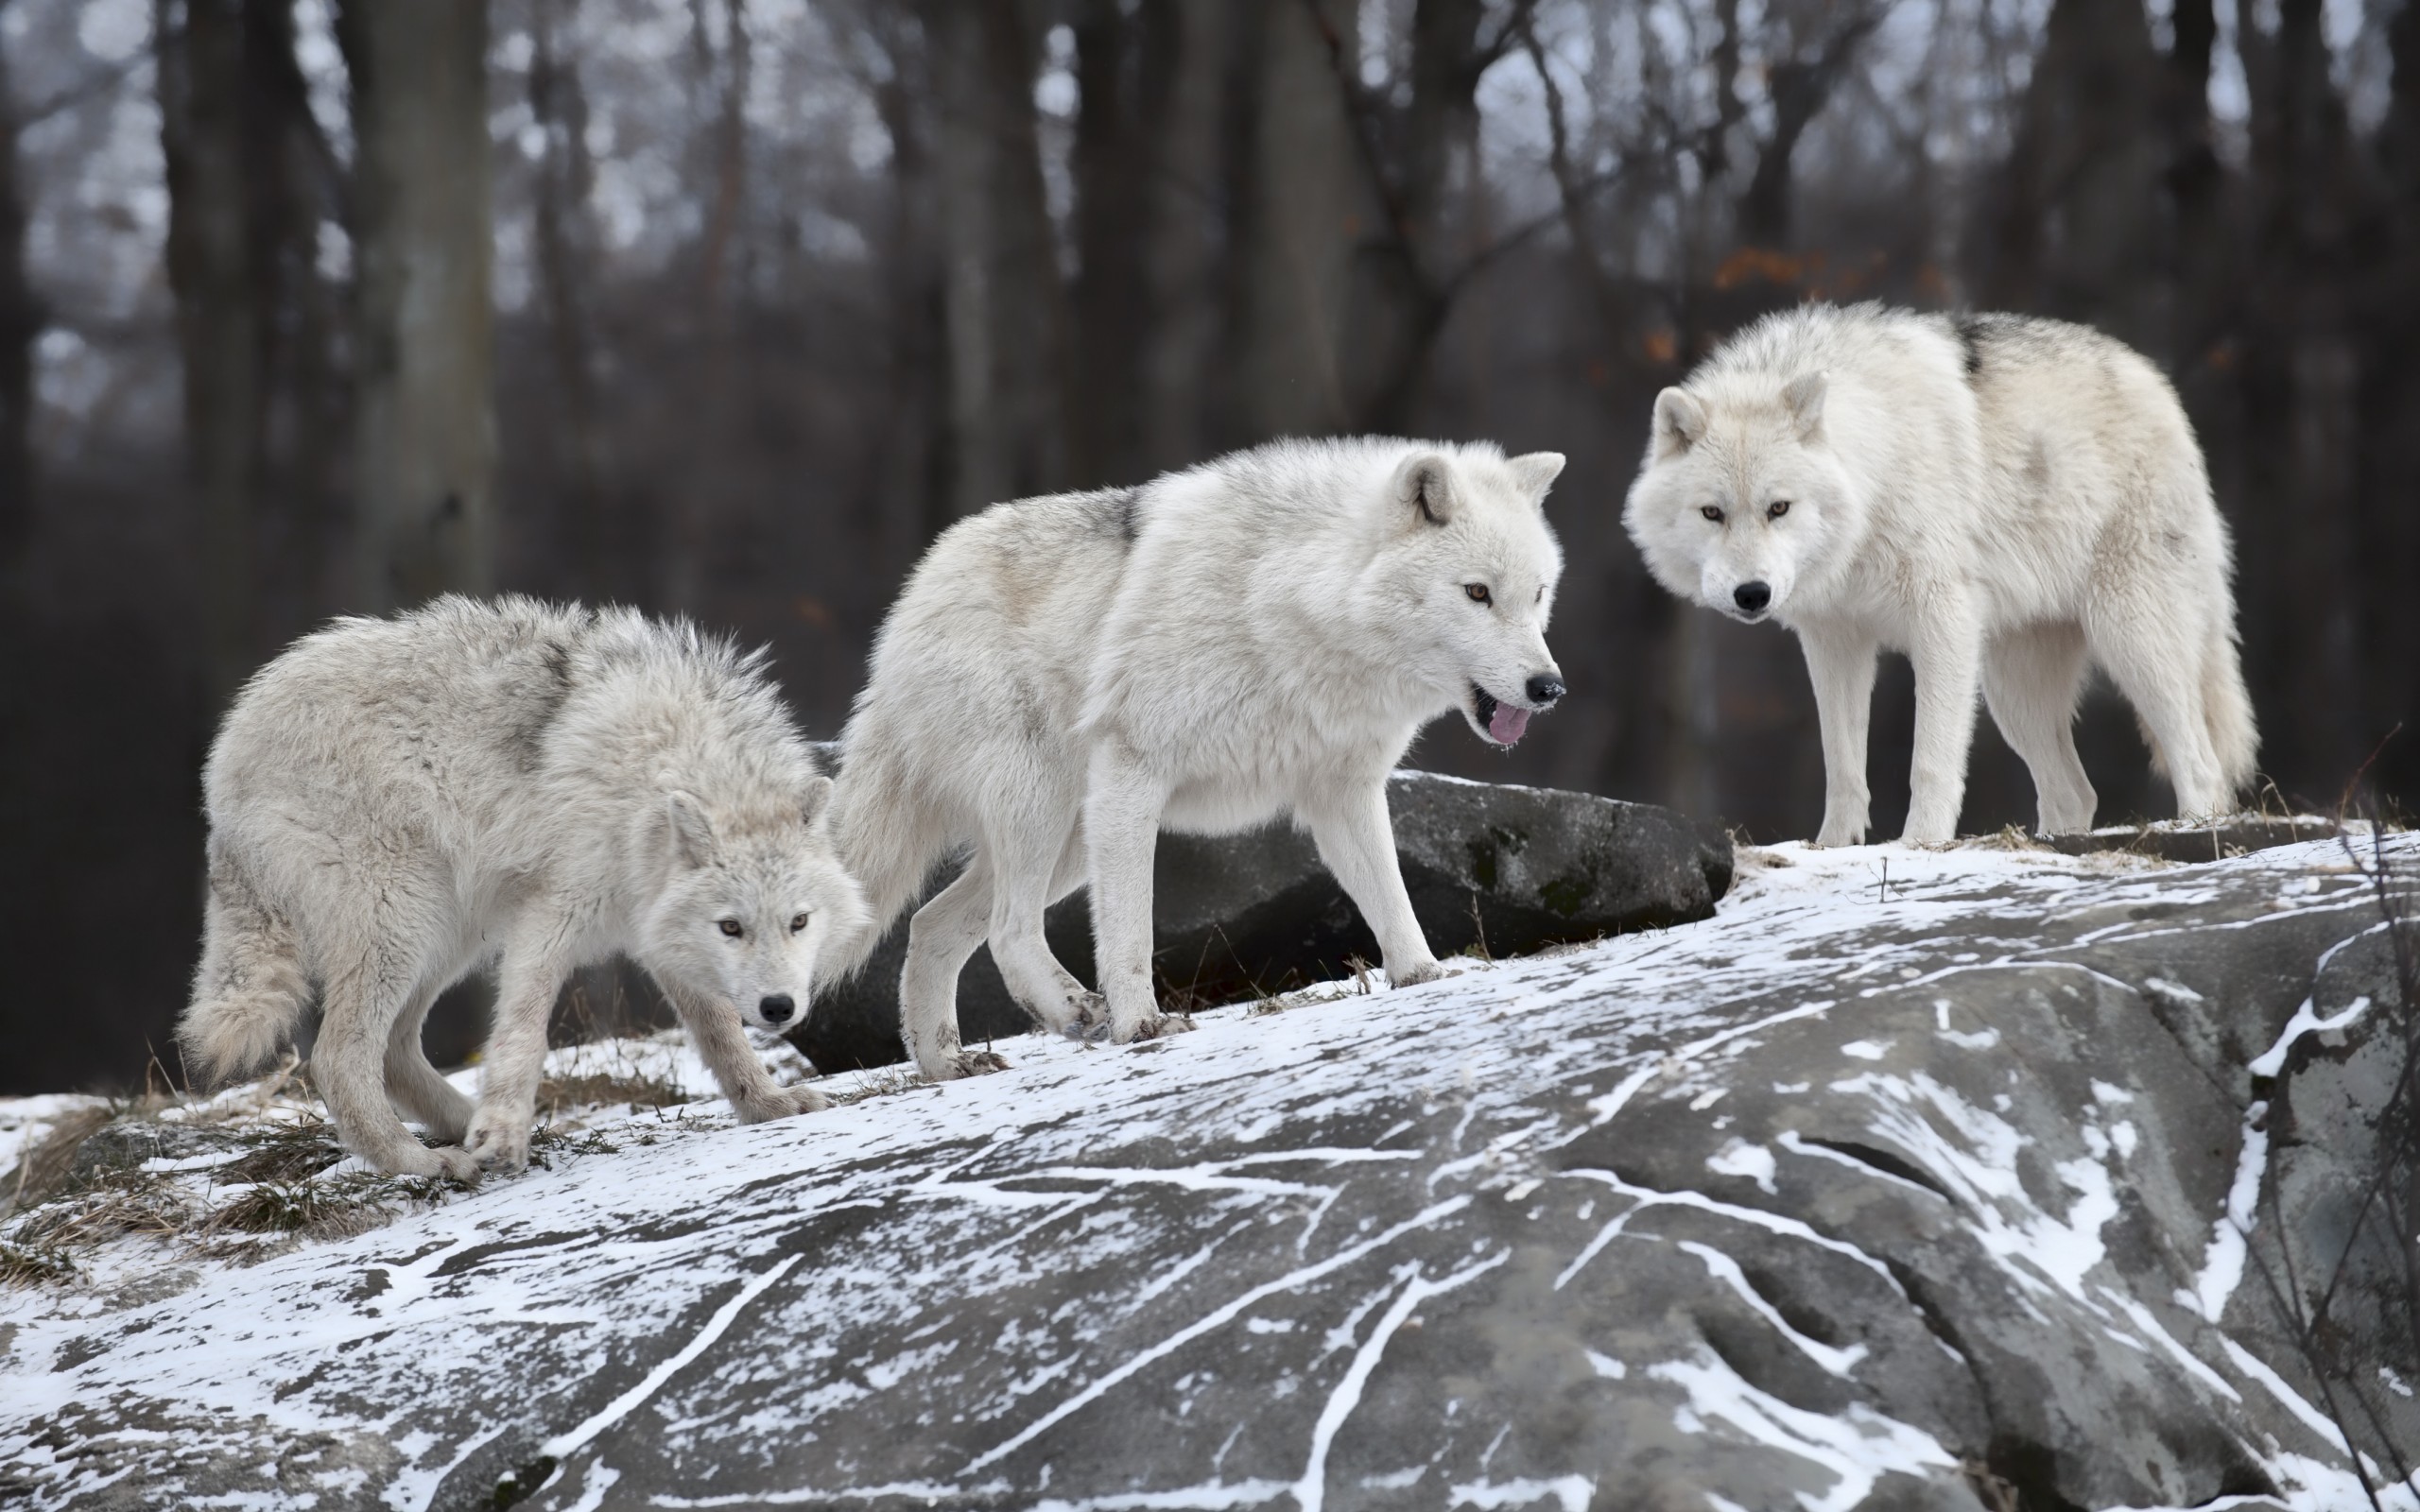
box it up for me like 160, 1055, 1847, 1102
1624, 303, 2256, 845
830, 438, 1567, 1079
180, 596, 868, 1180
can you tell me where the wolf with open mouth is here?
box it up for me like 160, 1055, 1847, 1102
824, 437, 1568, 1079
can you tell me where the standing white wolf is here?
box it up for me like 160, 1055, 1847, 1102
1624, 302, 2255, 844
828, 438, 1568, 1080
181, 596, 868, 1180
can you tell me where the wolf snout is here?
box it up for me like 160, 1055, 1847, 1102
1525, 674, 1565, 707
1733, 580, 1772, 616
758, 993, 796, 1025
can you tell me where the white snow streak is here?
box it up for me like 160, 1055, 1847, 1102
1292, 1252, 1508, 1512
540, 1252, 803, 1465
1647, 1349, 1954, 1512
961, 1197, 1475, 1474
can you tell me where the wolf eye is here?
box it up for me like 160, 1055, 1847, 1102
1768, 499, 1791, 519
1701, 506, 1724, 523
1464, 583, 1492, 606
789, 913, 809, 934
717, 919, 743, 938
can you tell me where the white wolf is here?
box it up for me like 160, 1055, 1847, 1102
180, 596, 869, 1180
827, 438, 1568, 1080
1624, 302, 2255, 845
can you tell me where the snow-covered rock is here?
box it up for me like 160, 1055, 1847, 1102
1, 832, 2414, 1512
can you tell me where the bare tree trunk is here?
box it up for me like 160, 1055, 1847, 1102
528, 0, 608, 593
0, 23, 37, 570
1981, 0, 2163, 342
159, 0, 267, 709
1140, 0, 1236, 469
923, 0, 1071, 520
1236, 0, 1361, 438
1736, 7, 1881, 249
2239, 0, 2364, 798
1070, 0, 1150, 486
857, 13, 947, 581
337, 0, 497, 611
2364, 0, 2420, 801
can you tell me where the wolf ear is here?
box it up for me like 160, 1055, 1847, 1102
1781, 371, 1827, 440
1653, 389, 1707, 458
1393, 453, 1457, 527
665, 790, 718, 869
1507, 452, 1564, 506
798, 774, 834, 830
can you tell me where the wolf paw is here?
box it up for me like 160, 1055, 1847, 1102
1388, 958, 1449, 988
736, 1084, 829, 1122
464, 1112, 531, 1176
1120, 1012, 1196, 1045
916, 1046, 1011, 1081
386, 1143, 482, 1185
1066, 994, 1115, 1044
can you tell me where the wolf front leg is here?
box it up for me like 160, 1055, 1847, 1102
1799, 622, 1879, 847
664, 979, 829, 1122
1082, 741, 1182, 1044
464, 922, 580, 1175
1302, 776, 1443, 987
1904, 604, 1984, 846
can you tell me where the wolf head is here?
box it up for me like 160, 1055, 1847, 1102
1623, 372, 1857, 625
1380, 448, 1568, 748
639, 776, 871, 1031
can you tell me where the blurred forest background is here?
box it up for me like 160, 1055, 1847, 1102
2, 0, 2416, 1092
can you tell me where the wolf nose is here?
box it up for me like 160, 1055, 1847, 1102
758, 993, 795, 1025
1525, 675, 1565, 707
1734, 580, 1772, 614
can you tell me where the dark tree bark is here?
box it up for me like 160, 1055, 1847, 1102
2238, 0, 2366, 798
528, 0, 608, 592
1069, 0, 1153, 487
1138, 0, 1236, 472
1234, 0, 1361, 438
1982, 0, 2165, 345
1734, 7, 1881, 249
922, 0, 1072, 519
855, 9, 947, 580
337, 0, 497, 610
159, 0, 268, 710
0, 20, 37, 569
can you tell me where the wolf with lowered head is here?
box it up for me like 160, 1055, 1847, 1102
829, 438, 1568, 1079
181, 596, 868, 1180
1625, 303, 2255, 845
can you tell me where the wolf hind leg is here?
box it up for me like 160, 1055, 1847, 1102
988, 814, 1102, 1039
384, 976, 472, 1144
1981, 622, 2097, 834
2087, 591, 2229, 820
317, 950, 478, 1184
901, 851, 1006, 1079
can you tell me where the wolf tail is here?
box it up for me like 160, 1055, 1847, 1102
824, 721, 952, 981
179, 849, 314, 1087
2203, 611, 2258, 801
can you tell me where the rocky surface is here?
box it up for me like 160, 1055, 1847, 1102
2, 831, 2415, 1512
796, 768, 1734, 1072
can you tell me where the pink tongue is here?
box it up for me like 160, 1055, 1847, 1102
1488, 701, 1530, 745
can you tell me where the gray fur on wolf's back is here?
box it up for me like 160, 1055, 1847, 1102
182, 594, 867, 1181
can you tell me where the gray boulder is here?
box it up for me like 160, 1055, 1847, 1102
794, 768, 1734, 1071
3, 832, 2412, 1511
